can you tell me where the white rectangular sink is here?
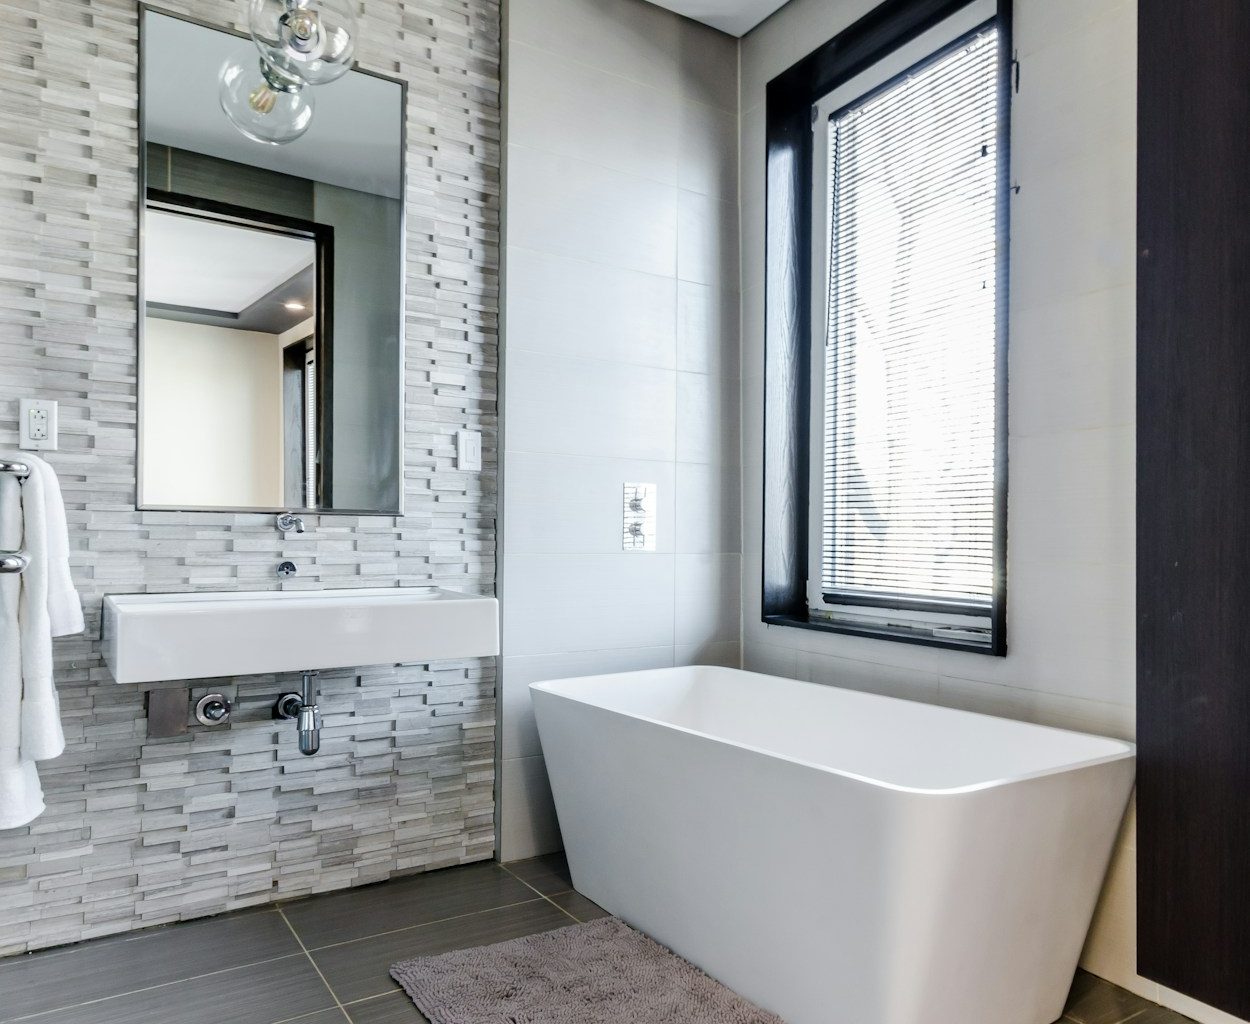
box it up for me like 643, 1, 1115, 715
102, 587, 499, 684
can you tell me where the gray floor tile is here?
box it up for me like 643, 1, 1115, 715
0, 862, 1195, 1024
282, 863, 535, 950
311, 899, 571, 1004
1065, 970, 1161, 1024
502, 852, 572, 896
344, 992, 430, 1024
1127, 1007, 1198, 1024
16, 954, 336, 1024
548, 890, 610, 922
0, 909, 301, 1022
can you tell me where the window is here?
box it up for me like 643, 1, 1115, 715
762, 0, 1009, 654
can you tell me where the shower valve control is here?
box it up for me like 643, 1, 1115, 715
623, 483, 656, 552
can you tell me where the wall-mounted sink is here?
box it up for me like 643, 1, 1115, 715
102, 587, 499, 684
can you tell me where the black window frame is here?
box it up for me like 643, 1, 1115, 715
761, 0, 1013, 655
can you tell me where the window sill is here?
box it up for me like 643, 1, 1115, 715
762, 613, 1005, 656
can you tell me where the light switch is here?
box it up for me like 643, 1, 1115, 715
456, 429, 482, 471
19, 399, 58, 451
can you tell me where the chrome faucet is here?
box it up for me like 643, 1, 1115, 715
276, 511, 305, 535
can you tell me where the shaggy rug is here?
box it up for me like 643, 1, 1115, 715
389, 916, 783, 1023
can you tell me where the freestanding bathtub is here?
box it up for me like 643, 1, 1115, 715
531, 666, 1134, 1024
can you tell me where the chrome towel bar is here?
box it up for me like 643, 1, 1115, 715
0, 459, 31, 575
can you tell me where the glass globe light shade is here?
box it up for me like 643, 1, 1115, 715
219, 56, 316, 145
248, 0, 357, 86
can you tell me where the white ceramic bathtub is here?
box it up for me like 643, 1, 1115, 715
531, 666, 1134, 1024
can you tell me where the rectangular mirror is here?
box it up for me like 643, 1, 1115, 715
138, 7, 405, 514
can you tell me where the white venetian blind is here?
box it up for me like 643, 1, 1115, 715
820, 26, 1000, 611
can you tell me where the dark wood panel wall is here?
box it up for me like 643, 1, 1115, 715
1137, 1, 1250, 1017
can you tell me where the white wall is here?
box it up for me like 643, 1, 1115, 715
741, 0, 1136, 743
741, 3, 1241, 1023
141, 317, 283, 509
500, 0, 741, 859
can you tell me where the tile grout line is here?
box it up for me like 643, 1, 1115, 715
290, 872, 574, 1011
269, 1007, 351, 1024
339, 990, 404, 1011
6, 865, 581, 1024
8, 883, 559, 1023
3, 951, 311, 1024
0, 907, 286, 971
1063, 989, 1184, 1024
2, 888, 544, 990
300, 896, 549, 953
498, 863, 581, 924
278, 906, 351, 1018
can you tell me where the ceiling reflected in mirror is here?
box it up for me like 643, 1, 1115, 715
144, 12, 402, 197
139, 7, 405, 516
145, 210, 316, 335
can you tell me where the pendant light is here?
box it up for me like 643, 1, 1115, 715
218, 0, 358, 145
219, 55, 316, 146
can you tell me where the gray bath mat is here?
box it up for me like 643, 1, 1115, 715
389, 916, 783, 1023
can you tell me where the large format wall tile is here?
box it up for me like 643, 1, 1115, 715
505, 351, 678, 463
505, 454, 677, 556
500, 647, 675, 760
0, 0, 501, 954
501, 553, 677, 657
507, 249, 678, 371
506, 147, 679, 277
507, 42, 682, 186
499, 0, 741, 860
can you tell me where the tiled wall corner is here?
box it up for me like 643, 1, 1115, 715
0, 0, 501, 953
499, 0, 741, 860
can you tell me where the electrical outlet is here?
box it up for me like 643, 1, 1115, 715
456, 429, 482, 471
19, 399, 58, 451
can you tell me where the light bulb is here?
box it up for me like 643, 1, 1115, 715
249, 0, 357, 86
219, 55, 315, 145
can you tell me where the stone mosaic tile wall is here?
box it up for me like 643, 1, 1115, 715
0, 0, 500, 954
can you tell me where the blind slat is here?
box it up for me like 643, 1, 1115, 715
819, 27, 1000, 609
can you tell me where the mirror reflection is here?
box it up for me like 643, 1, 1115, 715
139, 8, 404, 514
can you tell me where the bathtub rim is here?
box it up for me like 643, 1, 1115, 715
530, 667, 1135, 797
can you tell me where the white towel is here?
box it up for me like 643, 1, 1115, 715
28, 456, 83, 638
0, 472, 45, 830
17, 461, 65, 765
0, 454, 82, 830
